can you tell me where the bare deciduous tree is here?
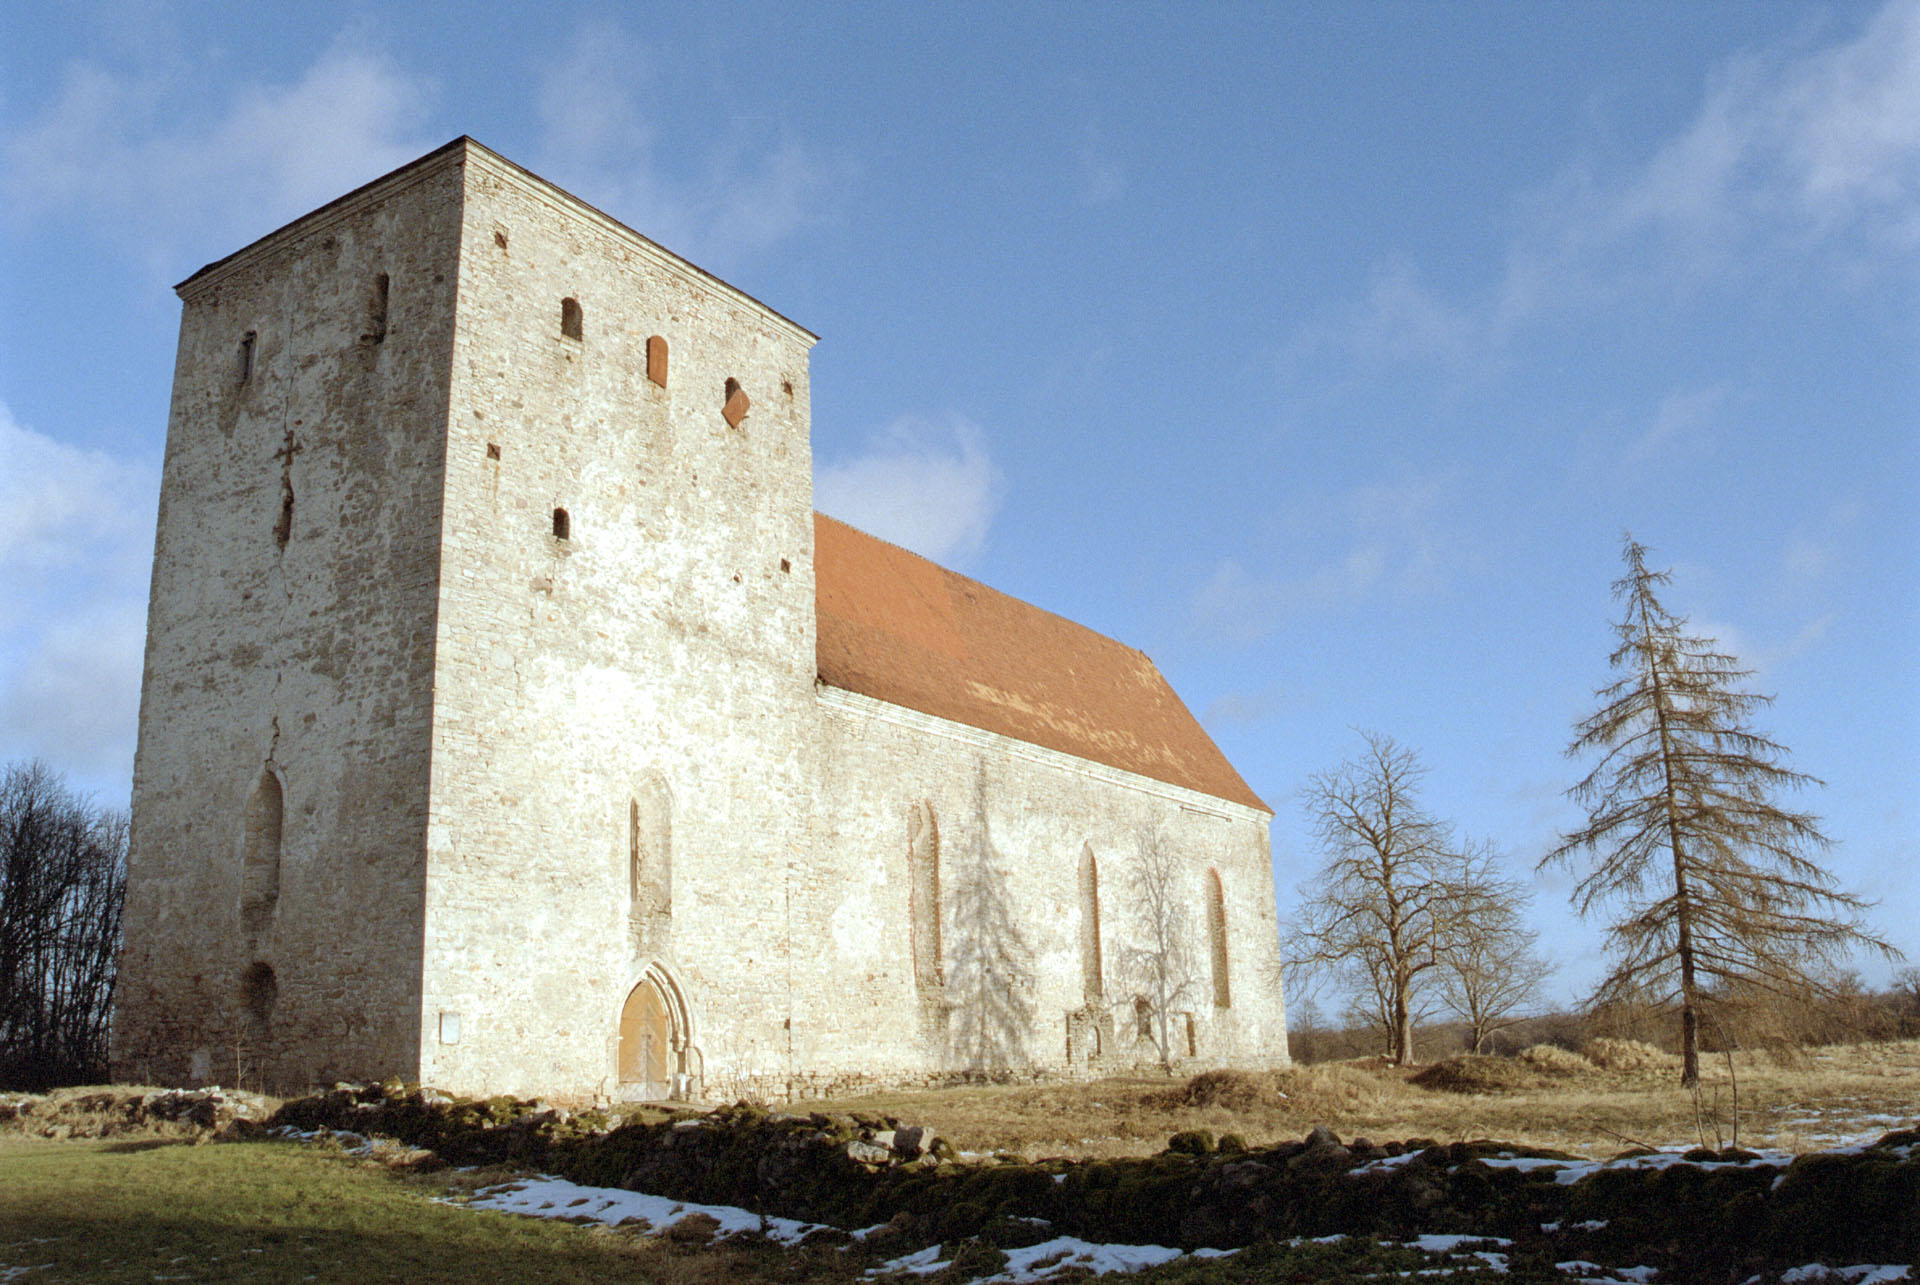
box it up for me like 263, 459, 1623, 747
1, 761, 127, 1089
1435, 846, 1551, 1054
1122, 827, 1198, 1072
1291, 733, 1494, 1066
1545, 536, 1899, 1085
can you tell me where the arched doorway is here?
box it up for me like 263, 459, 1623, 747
617, 965, 695, 1101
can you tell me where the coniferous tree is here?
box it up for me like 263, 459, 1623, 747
1545, 536, 1896, 1084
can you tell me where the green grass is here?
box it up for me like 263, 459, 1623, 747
0, 1136, 751, 1283
0, 1135, 1555, 1284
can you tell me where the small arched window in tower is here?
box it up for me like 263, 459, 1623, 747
722, 377, 749, 428
1207, 867, 1231, 1008
1078, 844, 1104, 1006
238, 331, 257, 383
240, 769, 283, 937
1134, 995, 1153, 1040
366, 272, 390, 343
552, 507, 570, 540
646, 335, 668, 387
560, 297, 583, 341
908, 801, 942, 989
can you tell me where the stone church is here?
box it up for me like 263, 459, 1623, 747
113, 138, 1289, 1101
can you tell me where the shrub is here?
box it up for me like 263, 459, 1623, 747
1582, 1038, 1676, 1073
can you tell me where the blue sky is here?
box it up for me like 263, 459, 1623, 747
3, 1, 1915, 1008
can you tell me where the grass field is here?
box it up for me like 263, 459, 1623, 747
790, 1038, 1920, 1160
3, 1040, 1916, 1283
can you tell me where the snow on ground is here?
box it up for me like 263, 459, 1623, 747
867, 1238, 1229, 1282
461, 1175, 827, 1245
1776, 1267, 1912, 1284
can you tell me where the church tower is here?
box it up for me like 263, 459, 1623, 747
115, 139, 820, 1093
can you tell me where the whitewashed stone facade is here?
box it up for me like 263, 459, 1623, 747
114, 139, 1289, 1101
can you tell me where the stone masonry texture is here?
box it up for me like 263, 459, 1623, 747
113, 138, 1290, 1102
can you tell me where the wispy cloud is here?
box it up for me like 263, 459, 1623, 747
1189, 466, 1470, 644
1624, 382, 1733, 465
531, 23, 847, 269
814, 415, 1002, 567
1, 36, 437, 274
1289, 0, 1920, 374
1077, 120, 1126, 206
0, 403, 159, 795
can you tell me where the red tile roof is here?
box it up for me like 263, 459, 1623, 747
814, 514, 1269, 813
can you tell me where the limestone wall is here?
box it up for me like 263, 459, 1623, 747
117, 139, 1290, 1102
416, 147, 823, 1099
777, 688, 1289, 1098
114, 154, 466, 1091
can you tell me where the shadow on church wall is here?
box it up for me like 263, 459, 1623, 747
944, 768, 1034, 1073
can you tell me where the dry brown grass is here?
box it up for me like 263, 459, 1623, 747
793, 1038, 1920, 1161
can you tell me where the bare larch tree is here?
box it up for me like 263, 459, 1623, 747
1545, 536, 1897, 1085
1293, 733, 1489, 1066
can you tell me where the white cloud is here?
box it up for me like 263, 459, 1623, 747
1625, 382, 1732, 465
814, 415, 1002, 566
0, 403, 159, 793
530, 24, 845, 269
1189, 467, 1469, 644
2, 38, 437, 273
1289, 0, 1920, 373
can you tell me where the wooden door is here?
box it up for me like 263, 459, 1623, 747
618, 979, 671, 1095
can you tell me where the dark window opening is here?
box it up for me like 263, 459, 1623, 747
367, 272, 390, 343
486, 442, 501, 461
494, 229, 508, 250
238, 331, 257, 383
1134, 996, 1152, 1040
240, 961, 278, 1029
561, 297, 583, 341
552, 507, 571, 540
647, 335, 668, 387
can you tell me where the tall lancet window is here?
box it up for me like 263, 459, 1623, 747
628, 777, 672, 922
1078, 844, 1104, 1005
908, 801, 942, 989
240, 769, 283, 937
1207, 867, 1231, 1008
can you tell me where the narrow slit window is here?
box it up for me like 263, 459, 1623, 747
561, 297, 583, 341
552, 507, 570, 540
646, 335, 668, 387
238, 331, 257, 383
368, 273, 390, 343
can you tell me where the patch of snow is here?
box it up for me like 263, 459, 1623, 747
1405, 1234, 1514, 1251
870, 1244, 946, 1276
462, 1175, 825, 1246
1355, 1150, 1420, 1171
1781, 1267, 1912, 1284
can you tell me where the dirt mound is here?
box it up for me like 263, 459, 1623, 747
1170, 1069, 1276, 1112
1411, 1048, 1594, 1094
1582, 1038, 1677, 1073
0, 1085, 276, 1140
1517, 1044, 1594, 1074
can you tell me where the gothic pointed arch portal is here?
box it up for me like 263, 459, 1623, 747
617, 963, 697, 1101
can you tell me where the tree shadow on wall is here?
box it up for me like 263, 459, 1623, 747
944, 769, 1035, 1074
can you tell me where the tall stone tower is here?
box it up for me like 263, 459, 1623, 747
116, 139, 821, 1093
